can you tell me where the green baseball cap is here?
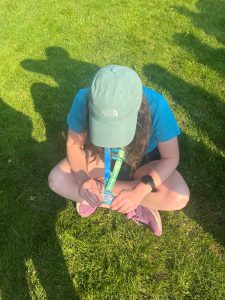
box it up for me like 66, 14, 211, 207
89, 65, 142, 147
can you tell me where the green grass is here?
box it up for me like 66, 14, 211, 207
0, 0, 225, 299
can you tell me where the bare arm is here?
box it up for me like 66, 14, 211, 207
66, 128, 89, 185
66, 129, 102, 205
133, 137, 180, 197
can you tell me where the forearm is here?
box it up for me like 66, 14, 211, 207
147, 157, 178, 186
111, 156, 179, 197
113, 180, 139, 195
67, 145, 89, 184
134, 157, 179, 197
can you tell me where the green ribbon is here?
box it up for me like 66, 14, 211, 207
105, 148, 125, 192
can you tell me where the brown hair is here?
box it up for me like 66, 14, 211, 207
84, 95, 151, 170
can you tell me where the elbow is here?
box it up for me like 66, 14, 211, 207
66, 139, 74, 148
162, 156, 179, 169
172, 150, 180, 169
175, 155, 179, 169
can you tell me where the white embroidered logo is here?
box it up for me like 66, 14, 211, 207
102, 109, 119, 118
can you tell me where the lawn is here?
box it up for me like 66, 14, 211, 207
0, 0, 225, 299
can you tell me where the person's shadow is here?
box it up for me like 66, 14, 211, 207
0, 47, 98, 299
21, 46, 98, 144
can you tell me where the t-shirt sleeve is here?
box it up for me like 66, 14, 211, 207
153, 96, 181, 143
67, 89, 88, 133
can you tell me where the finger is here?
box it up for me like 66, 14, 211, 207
81, 189, 98, 206
93, 187, 103, 203
87, 180, 103, 202
87, 190, 102, 206
111, 198, 127, 211
117, 202, 131, 213
82, 191, 97, 207
87, 199, 97, 208
110, 193, 124, 208
123, 207, 135, 214
92, 180, 103, 202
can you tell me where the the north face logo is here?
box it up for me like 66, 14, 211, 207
102, 109, 119, 117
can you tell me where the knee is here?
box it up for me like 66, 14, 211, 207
170, 187, 190, 210
48, 168, 63, 193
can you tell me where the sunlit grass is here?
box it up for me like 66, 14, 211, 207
0, 0, 225, 299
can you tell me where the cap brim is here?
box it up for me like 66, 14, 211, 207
89, 114, 138, 147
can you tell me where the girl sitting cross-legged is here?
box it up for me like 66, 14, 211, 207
48, 65, 190, 236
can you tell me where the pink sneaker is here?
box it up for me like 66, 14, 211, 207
127, 206, 162, 236
76, 202, 97, 217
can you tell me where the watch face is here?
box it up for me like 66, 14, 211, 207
142, 175, 152, 184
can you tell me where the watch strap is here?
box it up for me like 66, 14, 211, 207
141, 175, 158, 192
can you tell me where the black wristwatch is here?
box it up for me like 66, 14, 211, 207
140, 175, 157, 192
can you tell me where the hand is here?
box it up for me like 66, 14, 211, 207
79, 178, 103, 207
110, 189, 144, 214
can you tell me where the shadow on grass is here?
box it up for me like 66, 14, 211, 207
143, 63, 225, 246
0, 47, 98, 299
143, 63, 225, 152
164, 0, 225, 244
174, 32, 225, 78
173, 0, 225, 45
173, 0, 225, 79
1, 44, 224, 298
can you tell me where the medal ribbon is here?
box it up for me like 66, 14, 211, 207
103, 147, 125, 204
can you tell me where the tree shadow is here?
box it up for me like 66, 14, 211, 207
143, 63, 225, 152
180, 132, 225, 245
173, 0, 225, 79
0, 98, 80, 299
0, 47, 99, 299
143, 64, 225, 246
173, 0, 225, 45
174, 32, 225, 78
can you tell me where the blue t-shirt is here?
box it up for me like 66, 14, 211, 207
67, 86, 181, 153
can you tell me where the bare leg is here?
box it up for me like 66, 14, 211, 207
113, 173, 190, 211
48, 157, 104, 203
112, 161, 190, 211
49, 156, 114, 209
48, 158, 189, 211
